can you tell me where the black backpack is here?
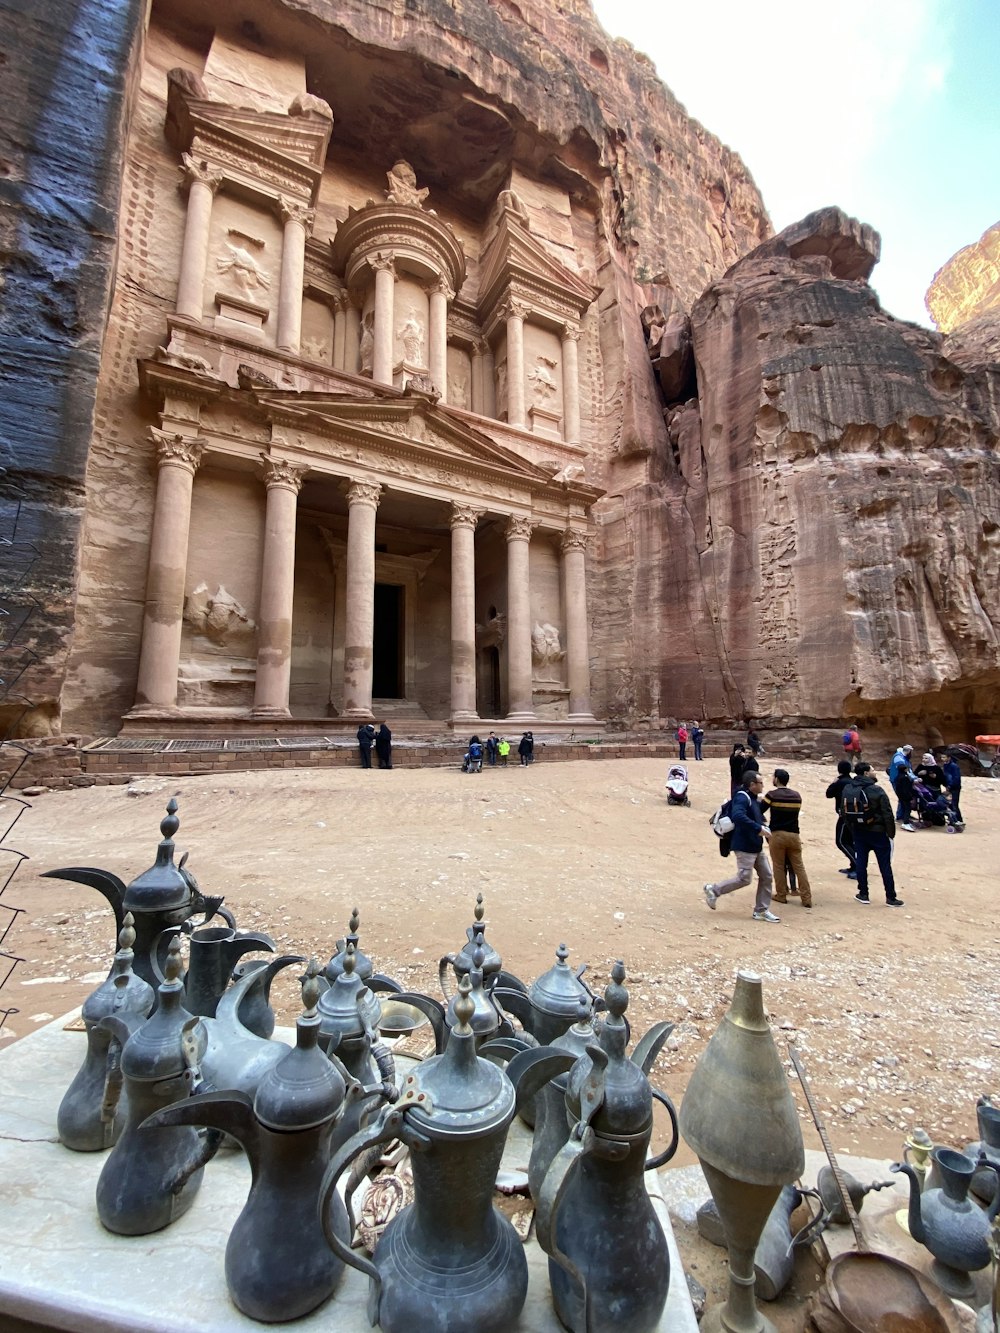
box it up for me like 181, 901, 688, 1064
842, 780, 874, 825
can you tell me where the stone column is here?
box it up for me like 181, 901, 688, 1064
176, 154, 222, 322
276, 199, 314, 355
471, 340, 486, 415
253, 458, 306, 717
561, 324, 582, 444
133, 430, 204, 711
342, 479, 382, 718
344, 298, 361, 374
428, 279, 452, 403
371, 254, 396, 386
560, 529, 596, 720
505, 514, 535, 721
504, 301, 528, 428
332, 293, 347, 370
450, 503, 483, 723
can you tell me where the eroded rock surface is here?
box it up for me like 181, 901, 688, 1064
927, 220, 1000, 333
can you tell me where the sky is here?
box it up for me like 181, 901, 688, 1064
589, 0, 999, 327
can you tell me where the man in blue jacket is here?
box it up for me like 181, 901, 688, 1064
703, 773, 780, 922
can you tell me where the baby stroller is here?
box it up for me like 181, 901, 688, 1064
665, 764, 691, 806
911, 779, 963, 831
462, 740, 484, 774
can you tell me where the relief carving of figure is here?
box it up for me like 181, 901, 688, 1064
531, 621, 565, 676
385, 160, 429, 209
476, 610, 507, 649
495, 360, 508, 415
359, 311, 375, 376
397, 309, 426, 366
185, 584, 257, 653
217, 243, 271, 295
448, 368, 471, 410
528, 355, 558, 404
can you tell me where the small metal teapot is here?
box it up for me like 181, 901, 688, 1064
894, 1146, 1000, 1299
317, 943, 397, 1138
535, 961, 679, 1333
325, 906, 403, 997
319, 976, 530, 1333
438, 892, 510, 998
58, 912, 154, 1152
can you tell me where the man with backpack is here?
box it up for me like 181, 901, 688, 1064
703, 773, 780, 922
841, 762, 904, 907
843, 724, 862, 759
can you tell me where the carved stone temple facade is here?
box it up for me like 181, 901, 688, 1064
3, 0, 998, 743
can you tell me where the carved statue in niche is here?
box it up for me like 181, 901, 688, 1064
397, 309, 426, 366
531, 622, 565, 678
218, 243, 271, 295
476, 611, 507, 649
302, 334, 328, 362
448, 368, 470, 409
184, 584, 257, 654
495, 359, 507, 416
385, 160, 429, 209
359, 311, 375, 376
528, 355, 558, 404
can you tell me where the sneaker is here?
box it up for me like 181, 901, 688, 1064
703, 884, 717, 911
886, 897, 905, 907
854, 892, 870, 904
752, 909, 781, 923
901, 823, 915, 832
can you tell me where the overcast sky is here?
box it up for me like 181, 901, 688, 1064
589, 0, 999, 327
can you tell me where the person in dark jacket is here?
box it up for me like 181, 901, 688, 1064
485, 733, 499, 766
518, 732, 534, 765
842, 763, 904, 907
914, 752, 946, 794
825, 759, 857, 877
942, 754, 964, 825
728, 744, 747, 796
357, 722, 376, 769
703, 773, 779, 922
746, 728, 762, 756
692, 722, 705, 761
375, 722, 393, 769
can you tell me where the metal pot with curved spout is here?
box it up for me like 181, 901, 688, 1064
893, 1146, 1000, 1299
143, 960, 370, 1324
318, 975, 530, 1333
325, 906, 403, 999
438, 892, 508, 999
58, 912, 154, 1152
967, 1098, 1000, 1204
535, 961, 679, 1333
183, 922, 275, 1022
317, 943, 396, 1139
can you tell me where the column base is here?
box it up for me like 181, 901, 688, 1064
504, 711, 536, 724
340, 708, 375, 721
567, 712, 599, 725
125, 703, 182, 719
450, 711, 481, 725
250, 705, 292, 719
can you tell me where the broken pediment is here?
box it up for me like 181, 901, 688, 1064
478, 197, 599, 327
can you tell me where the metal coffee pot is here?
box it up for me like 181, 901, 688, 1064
319, 976, 529, 1333
325, 906, 403, 998
523, 996, 597, 1200
438, 892, 509, 998
317, 943, 397, 1138
58, 912, 154, 1152
43, 799, 233, 1005
967, 1098, 1000, 1204
183, 921, 275, 1023
145, 961, 365, 1324
535, 961, 679, 1333
95, 936, 214, 1235
893, 1146, 1000, 1299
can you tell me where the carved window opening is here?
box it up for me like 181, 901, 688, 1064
373, 583, 404, 699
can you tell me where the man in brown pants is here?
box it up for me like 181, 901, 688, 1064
762, 768, 812, 908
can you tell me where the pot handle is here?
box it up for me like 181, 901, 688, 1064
393, 990, 447, 1053
149, 925, 184, 985
438, 953, 456, 1000
645, 1087, 680, 1171
535, 1131, 593, 1333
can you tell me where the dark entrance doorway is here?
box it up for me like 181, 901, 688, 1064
373, 583, 403, 698
486, 646, 501, 717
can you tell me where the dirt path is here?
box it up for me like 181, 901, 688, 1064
5, 755, 999, 1164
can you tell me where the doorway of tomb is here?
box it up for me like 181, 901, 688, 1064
373, 583, 404, 698
484, 646, 501, 718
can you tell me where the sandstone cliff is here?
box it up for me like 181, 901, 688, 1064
926, 220, 1000, 333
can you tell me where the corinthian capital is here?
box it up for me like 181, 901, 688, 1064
344, 478, 382, 509
560, 528, 589, 555
429, 277, 455, 302
450, 502, 484, 531
260, 456, 306, 493
498, 298, 530, 324
370, 252, 397, 276
561, 324, 582, 344
150, 427, 204, 471
179, 153, 223, 195
505, 514, 535, 543
279, 197, 316, 231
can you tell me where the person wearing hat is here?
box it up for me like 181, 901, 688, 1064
887, 743, 915, 827
914, 751, 946, 796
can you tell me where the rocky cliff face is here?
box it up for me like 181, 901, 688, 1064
926, 220, 1000, 333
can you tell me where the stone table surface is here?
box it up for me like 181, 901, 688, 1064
0, 1014, 697, 1332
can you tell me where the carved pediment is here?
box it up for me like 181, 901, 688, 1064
479, 203, 599, 327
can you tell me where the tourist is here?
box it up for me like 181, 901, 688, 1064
703, 773, 779, 922
842, 762, 904, 907
518, 732, 534, 765
692, 721, 705, 761
728, 743, 747, 796
676, 721, 688, 761
762, 769, 812, 908
485, 732, 499, 766
887, 744, 915, 822
843, 724, 863, 760
746, 727, 762, 757
942, 751, 964, 825
914, 751, 946, 794
895, 762, 917, 832
375, 722, 393, 770
356, 722, 376, 769
741, 749, 760, 783
497, 736, 510, 766
825, 759, 857, 877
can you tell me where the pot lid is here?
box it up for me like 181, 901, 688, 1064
121, 935, 204, 1081
122, 799, 192, 916
255, 960, 346, 1131
83, 912, 154, 1027
325, 907, 375, 984
445, 938, 499, 1038
405, 976, 514, 1138
318, 943, 379, 1042
566, 961, 651, 1138
530, 943, 592, 1019
449, 894, 502, 981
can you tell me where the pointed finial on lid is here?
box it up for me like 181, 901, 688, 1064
118, 911, 136, 954
343, 942, 357, 979
555, 942, 569, 967
454, 974, 475, 1032
604, 960, 628, 1025
348, 906, 361, 937
162, 934, 184, 987
474, 893, 485, 924
160, 797, 180, 842
302, 957, 321, 1017
574, 993, 591, 1028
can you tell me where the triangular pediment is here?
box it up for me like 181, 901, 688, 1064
479, 207, 599, 320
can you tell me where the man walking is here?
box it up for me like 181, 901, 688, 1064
703, 773, 780, 922
842, 763, 904, 907
762, 768, 812, 908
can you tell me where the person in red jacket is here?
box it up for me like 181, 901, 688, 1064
843, 724, 862, 759
676, 722, 688, 761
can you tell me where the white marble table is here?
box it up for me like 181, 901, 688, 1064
0, 1015, 697, 1332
